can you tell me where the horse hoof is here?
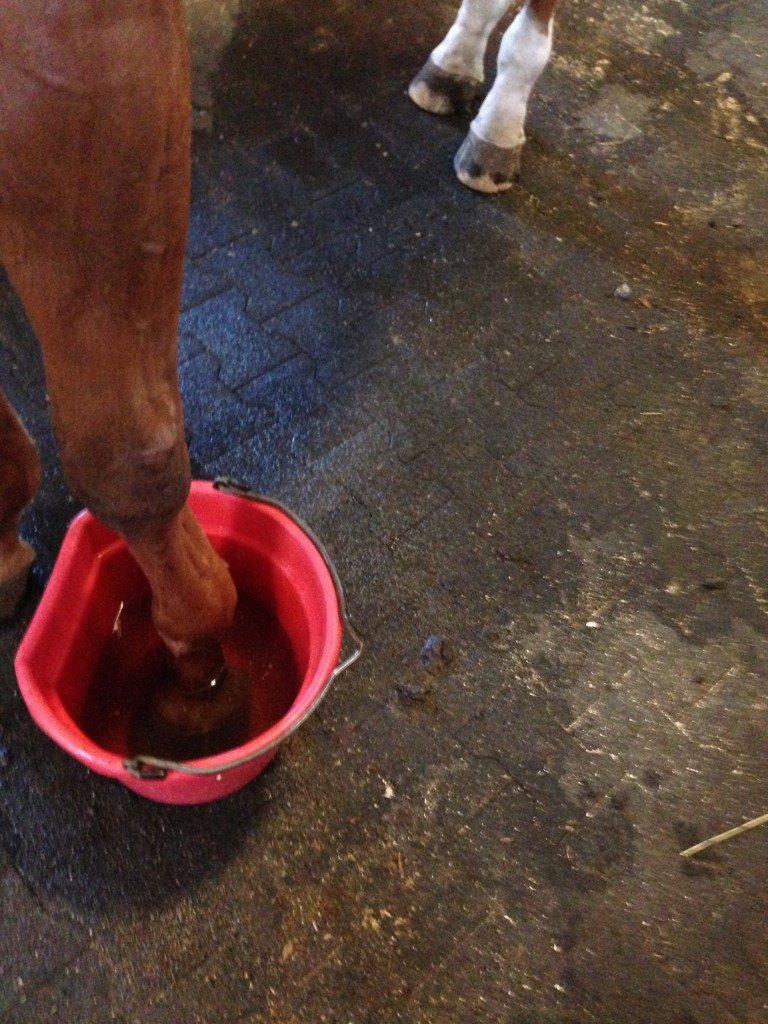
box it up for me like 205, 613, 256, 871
454, 128, 522, 193
0, 540, 35, 620
130, 661, 250, 762
408, 59, 482, 116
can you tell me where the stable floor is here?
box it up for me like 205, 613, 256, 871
1, 1, 767, 1021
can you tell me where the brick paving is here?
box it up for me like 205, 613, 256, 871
1, 1, 767, 1021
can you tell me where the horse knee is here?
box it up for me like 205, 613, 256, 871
59, 413, 191, 537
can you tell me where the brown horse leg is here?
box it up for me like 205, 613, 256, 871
0, 2, 236, 674
0, 392, 41, 618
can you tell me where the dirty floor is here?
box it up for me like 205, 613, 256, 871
1, 0, 767, 1021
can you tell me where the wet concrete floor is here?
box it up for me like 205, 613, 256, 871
1, 0, 767, 1021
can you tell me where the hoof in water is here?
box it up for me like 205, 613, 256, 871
130, 660, 250, 762
408, 59, 483, 116
0, 540, 35, 620
454, 128, 522, 193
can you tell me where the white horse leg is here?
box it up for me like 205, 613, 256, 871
409, 0, 513, 115
455, 0, 556, 192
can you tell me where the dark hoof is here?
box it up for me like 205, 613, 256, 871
130, 663, 250, 762
454, 128, 522, 193
408, 58, 483, 116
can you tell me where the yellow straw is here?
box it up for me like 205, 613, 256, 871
680, 812, 768, 858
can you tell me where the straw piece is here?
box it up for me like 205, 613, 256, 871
680, 811, 768, 858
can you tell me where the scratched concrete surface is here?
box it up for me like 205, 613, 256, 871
1, 1, 767, 1021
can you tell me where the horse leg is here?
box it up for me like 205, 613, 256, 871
454, 0, 557, 192
410, 0, 513, 115
0, 392, 40, 619
0, 2, 236, 683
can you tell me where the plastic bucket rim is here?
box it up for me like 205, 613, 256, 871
14, 482, 352, 787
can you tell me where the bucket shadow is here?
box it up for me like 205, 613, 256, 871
0, 704, 277, 917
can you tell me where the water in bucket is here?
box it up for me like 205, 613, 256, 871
77, 592, 299, 762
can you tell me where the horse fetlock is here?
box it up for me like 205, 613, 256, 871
153, 555, 237, 653
0, 535, 35, 620
131, 504, 238, 654
0, 402, 41, 529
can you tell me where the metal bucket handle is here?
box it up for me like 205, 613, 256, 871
123, 477, 363, 781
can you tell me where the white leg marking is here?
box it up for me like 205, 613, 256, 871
471, 5, 553, 149
430, 0, 513, 82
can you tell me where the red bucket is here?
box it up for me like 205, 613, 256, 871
14, 479, 361, 804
